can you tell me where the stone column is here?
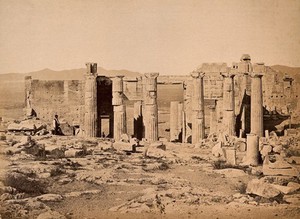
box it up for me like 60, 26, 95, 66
178, 102, 183, 142
112, 75, 126, 141
250, 63, 265, 137
24, 76, 33, 117
246, 133, 259, 166
134, 100, 143, 140
143, 73, 159, 142
191, 71, 205, 144
170, 101, 179, 141
221, 72, 236, 136
84, 63, 98, 137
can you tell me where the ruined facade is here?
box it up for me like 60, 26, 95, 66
24, 55, 299, 142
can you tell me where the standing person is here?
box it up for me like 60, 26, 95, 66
53, 115, 63, 135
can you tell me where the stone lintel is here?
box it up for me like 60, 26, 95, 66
190, 71, 205, 78
252, 63, 266, 74
250, 73, 264, 78
220, 72, 236, 78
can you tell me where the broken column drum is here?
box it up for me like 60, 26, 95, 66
221, 72, 236, 136
84, 63, 98, 137
112, 76, 126, 141
250, 67, 264, 137
143, 73, 159, 142
191, 71, 205, 144
246, 133, 259, 166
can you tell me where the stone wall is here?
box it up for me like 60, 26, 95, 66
30, 80, 84, 127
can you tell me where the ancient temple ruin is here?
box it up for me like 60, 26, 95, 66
24, 55, 299, 144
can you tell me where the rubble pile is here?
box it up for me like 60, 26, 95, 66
0, 128, 300, 218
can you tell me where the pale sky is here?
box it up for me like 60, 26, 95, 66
0, 0, 299, 75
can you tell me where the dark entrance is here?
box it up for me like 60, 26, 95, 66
97, 76, 113, 137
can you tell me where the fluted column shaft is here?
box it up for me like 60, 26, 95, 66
221, 73, 236, 136
112, 76, 126, 141
250, 73, 264, 137
191, 71, 205, 144
84, 63, 98, 137
143, 73, 159, 142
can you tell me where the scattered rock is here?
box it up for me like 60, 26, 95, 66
214, 168, 247, 177
283, 194, 300, 205
34, 194, 63, 202
246, 179, 281, 198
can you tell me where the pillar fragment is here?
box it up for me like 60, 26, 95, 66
143, 72, 159, 142
208, 101, 217, 135
84, 63, 98, 137
246, 133, 260, 166
191, 71, 205, 144
112, 76, 126, 141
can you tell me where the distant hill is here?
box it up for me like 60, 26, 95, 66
0, 67, 142, 81
270, 65, 300, 82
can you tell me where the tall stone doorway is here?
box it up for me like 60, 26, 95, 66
96, 76, 113, 137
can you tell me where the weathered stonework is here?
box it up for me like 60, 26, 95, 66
246, 133, 260, 166
143, 73, 159, 142
250, 63, 265, 137
191, 71, 205, 144
84, 63, 98, 137
112, 76, 126, 141
221, 72, 236, 136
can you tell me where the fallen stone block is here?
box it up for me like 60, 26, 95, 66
7, 119, 45, 132
262, 155, 299, 176
212, 142, 224, 158
283, 194, 300, 205
246, 179, 281, 198
271, 184, 294, 194
287, 182, 300, 193
273, 145, 283, 153
34, 193, 63, 202
60, 122, 73, 136
214, 168, 247, 178
64, 149, 85, 158
260, 145, 272, 158
45, 145, 65, 158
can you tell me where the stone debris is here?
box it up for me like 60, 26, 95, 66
246, 179, 281, 199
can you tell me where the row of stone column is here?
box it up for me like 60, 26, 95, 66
83, 64, 160, 142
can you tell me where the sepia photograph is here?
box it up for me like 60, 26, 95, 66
0, 0, 300, 218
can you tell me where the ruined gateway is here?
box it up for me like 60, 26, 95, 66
24, 54, 299, 142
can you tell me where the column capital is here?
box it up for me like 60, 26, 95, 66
85, 62, 98, 75
110, 75, 125, 80
145, 72, 159, 79
252, 63, 266, 74
250, 73, 264, 78
220, 72, 236, 78
191, 70, 205, 78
